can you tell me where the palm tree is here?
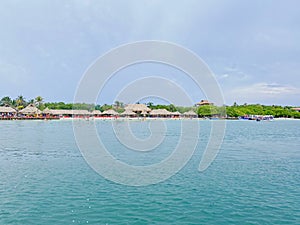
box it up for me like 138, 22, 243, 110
0, 96, 12, 106
15, 95, 26, 110
16, 95, 25, 106
114, 101, 120, 109
147, 102, 154, 109
35, 96, 43, 107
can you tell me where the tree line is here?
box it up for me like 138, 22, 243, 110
1, 96, 299, 118
198, 104, 300, 118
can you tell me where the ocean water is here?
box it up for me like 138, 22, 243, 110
0, 120, 299, 224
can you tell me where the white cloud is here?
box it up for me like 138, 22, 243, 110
217, 66, 250, 81
236, 83, 300, 95
226, 82, 300, 104
219, 73, 229, 79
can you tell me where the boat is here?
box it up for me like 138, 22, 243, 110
239, 115, 274, 121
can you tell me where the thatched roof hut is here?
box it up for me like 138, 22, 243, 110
120, 109, 136, 117
292, 108, 300, 112
124, 104, 151, 113
183, 110, 198, 117
42, 107, 52, 114
19, 104, 41, 115
47, 109, 70, 115
196, 100, 213, 106
0, 105, 17, 113
44, 109, 91, 116
72, 110, 91, 115
149, 109, 172, 117
92, 110, 102, 116
102, 109, 119, 116
171, 111, 182, 116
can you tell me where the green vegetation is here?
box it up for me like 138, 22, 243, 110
146, 103, 196, 113
196, 104, 300, 118
1, 96, 299, 118
225, 104, 300, 118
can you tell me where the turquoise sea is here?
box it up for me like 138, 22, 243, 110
0, 120, 299, 224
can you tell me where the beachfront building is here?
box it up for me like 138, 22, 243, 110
42, 108, 58, 119
120, 109, 136, 118
171, 111, 182, 118
195, 100, 214, 106
92, 110, 102, 117
71, 110, 91, 118
292, 108, 300, 112
149, 109, 172, 118
44, 109, 71, 117
101, 109, 119, 117
42, 107, 52, 115
183, 110, 198, 118
19, 104, 42, 117
0, 105, 17, 118
124, 104, 151, 115
42, 109, 91, 118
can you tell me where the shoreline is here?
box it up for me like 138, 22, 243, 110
1, 117, 299, 121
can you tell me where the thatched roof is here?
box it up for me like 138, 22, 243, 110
0, 105, 17, 113
72, 110, 91, 115
196, 100, 213, 106
45, 109, 91, 115
42, 107, 52, 114
124, 104, 151, 112
183, 110, 198, 116
19, 104, 41, 114
171, 111, 182, 116
150, 109, 172, 116
92, 110, 102, 115
102, 109, 119, 115
120, 109, 136, 116
48, 110, 70, 115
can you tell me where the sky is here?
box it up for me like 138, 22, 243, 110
0, 0, 299, 106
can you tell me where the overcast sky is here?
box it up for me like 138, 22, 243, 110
0, 0, 299, 106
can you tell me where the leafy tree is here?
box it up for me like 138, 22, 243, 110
95, 105, 101, 110
168, 104, 177, 112
100, 104, 112, 112
176, 106, 194, 113
197, 105, 219, 117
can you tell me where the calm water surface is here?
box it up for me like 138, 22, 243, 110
0, 120, 299, 224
